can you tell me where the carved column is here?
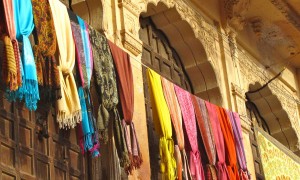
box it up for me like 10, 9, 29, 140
117, 0, 142, 56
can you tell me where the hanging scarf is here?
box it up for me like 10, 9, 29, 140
161, 77, 191, 180
191, 96, 218, 180
108, 41, 142, 173
227, 111, 251, 180
205, 101, 229, 180
2, 0, 22, 89
13, 0, 39, 110
174, 85, 205, 180
68, 11, 88, 88
88, 26, 118, 143
147, 69, 176, 179
49, 0, 81, 128
216, 107, 240, 180
32, 0, 60, 102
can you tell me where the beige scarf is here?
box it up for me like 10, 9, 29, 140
49, 0, 81, 129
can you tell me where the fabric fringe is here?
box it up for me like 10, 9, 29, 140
97, 104, 110, 144
57, 110, 82, 129
24, 79, 40, 111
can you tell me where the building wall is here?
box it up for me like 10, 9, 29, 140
68, 0, 300, 179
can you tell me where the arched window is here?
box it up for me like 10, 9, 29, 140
139, 16, 193, 179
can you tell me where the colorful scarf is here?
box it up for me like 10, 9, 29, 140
147, 69, 176, 180
161, 77, 190, 180
227, 111, 251, 180
108, 41, 142, 173
174, 85, 205, 180
206, 101, 229, 180
32, 0, 60, 102
191, 96, 217, 180
49, 0, 81, 128
13, 0, 39, 110
2, 0, 22, 89
88, 26, 118, 143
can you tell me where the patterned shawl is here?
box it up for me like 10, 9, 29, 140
108, 41, 142, 173
147, 69, 176, 180
13, 0, 39, 110
174, 85, 205, 180
227, 111, 251, 180
32, 0, 60, 102
161, 77, 190, 180
88, 26, 118, 143
191, 96, 218, 180
206, 101, 229, 180
2, 0, 21, 90
49, 0, 81, 128
216, 107, 240, 180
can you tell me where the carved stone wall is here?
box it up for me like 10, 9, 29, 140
238, 50, 300, 147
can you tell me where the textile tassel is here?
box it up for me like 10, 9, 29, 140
113, 108, 130, 168
97, 104, 110, 143
2, 35, 18, 91
131, 122, 143, 168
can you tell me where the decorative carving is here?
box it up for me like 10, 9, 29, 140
239, 51, 300, 147
269, 0, 300, 31
120, 30, 143, 56
250, 17, 263, 38
224, 0, 251, 30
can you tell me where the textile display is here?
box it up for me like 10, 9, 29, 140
108, 41, 142, 173
257, 128, 300, 180
206, 101, 229, 180
32, 0, 60, 102
49, 0, 81, 128
147, 69, 176, 180
174, 85, 205, 180
2, 0, 21, 89
191, 96, 217, 180
13, 0, 39, 110
216, 107, 240, 180
227, 111, 250, 179
161, 77, 189, 180
89, 26, 118, 144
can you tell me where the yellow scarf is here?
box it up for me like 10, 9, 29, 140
2, 35, 18, 90
147, 69, 176, 180
49, 0, 81, 129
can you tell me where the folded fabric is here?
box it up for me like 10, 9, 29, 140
174, 85, 205, 180
2, 0, 22, 89
108, 41, 142, 173
32, 0, 60, 102
191, 96, 218, 180
88, 26, 119, 144
49, 0, 81, 128
147, 69, 176, 180
206, 101, 229, 180
13, 0, 40, 110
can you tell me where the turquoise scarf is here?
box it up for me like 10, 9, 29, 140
11, 0, 39, 110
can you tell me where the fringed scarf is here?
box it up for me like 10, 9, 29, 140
216, 107, 240, 180
49, 0, 81, 128
191, 96, 218, 180
108, 41, 142, 174
2, 0, 21, 90
147, 69, 176, 180
227, 111, 251, 180
32, 0, 60, 102
174, 85, 205, 180
89, 26, 118, 144
206, 101, 229, 180
161, 77, 191, 180
13, 0, 39, 110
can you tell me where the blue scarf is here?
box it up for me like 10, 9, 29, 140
10, 0, 39, 110
77, 16, 92, 87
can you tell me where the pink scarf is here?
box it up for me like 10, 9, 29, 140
174, 85, 205, 180
205, 101, 229, 180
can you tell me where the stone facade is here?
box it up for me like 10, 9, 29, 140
68, 0, 300, 179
